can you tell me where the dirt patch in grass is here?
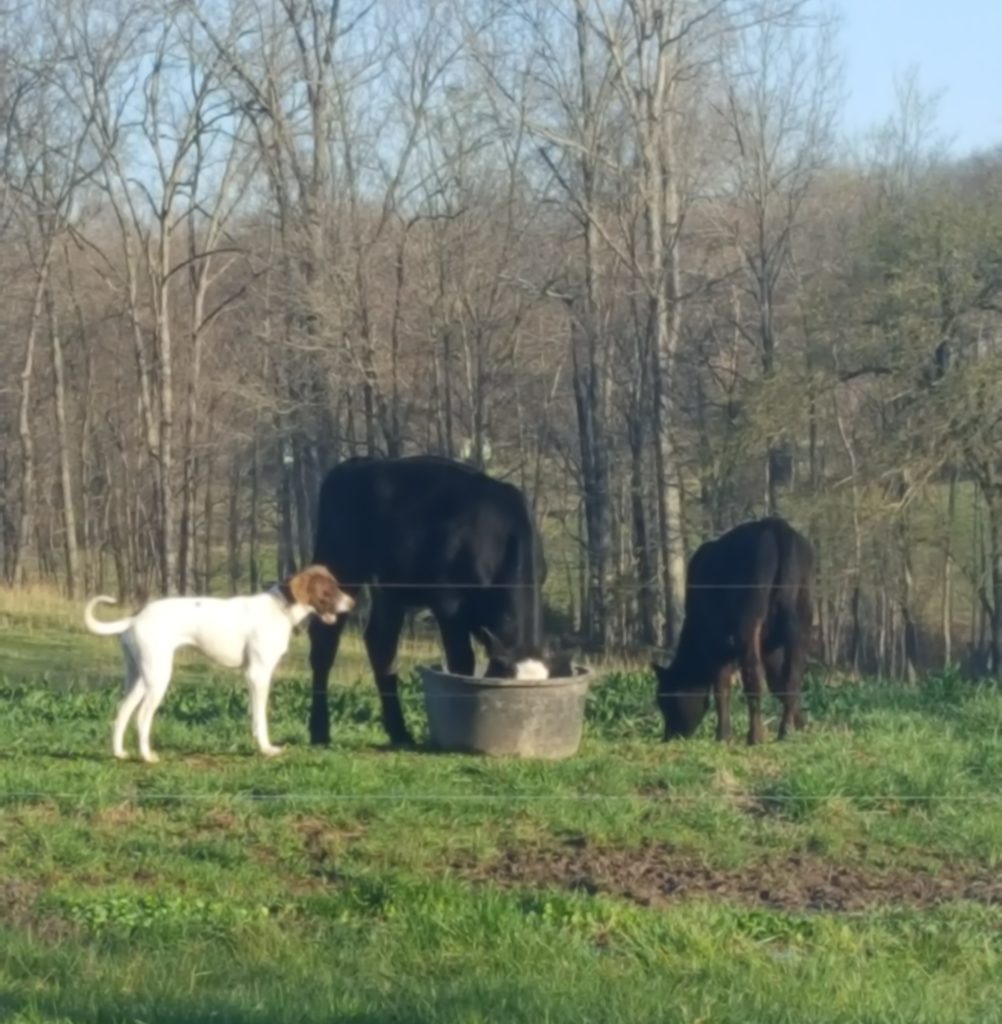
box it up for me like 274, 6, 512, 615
197, 806, 244, 831
0, 879, 42, 927
0, 879, 75, 941
90, 802, 145, 828
295, 816, 367, 884
450, 838, 1002, 912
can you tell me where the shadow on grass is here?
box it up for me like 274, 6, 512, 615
0, 989, 465, 1024
0, 748, 111, 762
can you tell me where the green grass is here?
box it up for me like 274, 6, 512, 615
1, 591, 1002, 1022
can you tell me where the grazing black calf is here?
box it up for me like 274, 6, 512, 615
308, 455, 557, 746
653, 517, 814, 745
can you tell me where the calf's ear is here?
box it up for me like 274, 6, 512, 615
548, 651, 574, 677
479, 626, 503, 655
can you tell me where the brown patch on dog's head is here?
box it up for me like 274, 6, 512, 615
283, 565, 354, 624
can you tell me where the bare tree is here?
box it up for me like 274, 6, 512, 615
713, 1, 841, 511
562, 0, 741, 645
5, 2, 107, 590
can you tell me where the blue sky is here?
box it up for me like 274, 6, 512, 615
839, 0, 1002, 154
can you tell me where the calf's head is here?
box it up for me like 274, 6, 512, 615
480, 628, 574, 680
284, 565, 355, 624
652, 659, 711, 740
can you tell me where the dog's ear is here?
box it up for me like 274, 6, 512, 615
283, 568, 309, 607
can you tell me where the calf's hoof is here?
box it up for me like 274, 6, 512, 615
309, 720, 331, 746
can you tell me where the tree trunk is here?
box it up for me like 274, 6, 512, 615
442, 329, 455, 457
249, 432, 261, 591
577, 497, 588, 635
66, 247, 95, 593
942, 469, 958, 669
201, 428, 214, 594
896, 472, 920, 682
155, 217, 176, 595
653, 412, 686, 647
0, 448, 11, 581
227, 459, 241, 594
277, 433, 295, 578
649, 175, 686, 646
987, 489, 1002, 675
832, 385, 864, 676
177, 280, 205, 595
627, 409, 657, 647
878, 588, 888, 678
571, 318, 609, 648
13, 254, 52, 585
178, 451, 197, 594
971, 487, 983, 672
46, 283, 81, 597
293, 438, 313, 567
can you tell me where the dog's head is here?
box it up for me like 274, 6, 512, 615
284, 565, 354, 624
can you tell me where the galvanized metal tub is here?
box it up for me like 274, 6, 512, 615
416, 663, 593, 759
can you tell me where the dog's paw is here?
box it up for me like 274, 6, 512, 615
261, 744, 285, 757
141, 752, 160, 764
113, 750, 129, 761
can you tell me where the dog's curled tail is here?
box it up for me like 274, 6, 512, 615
84, 596, 132, 636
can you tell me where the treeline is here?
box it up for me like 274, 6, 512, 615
1, 0, 1001, 676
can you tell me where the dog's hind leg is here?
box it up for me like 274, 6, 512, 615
112, 643, 144, 760
134, 654, 172, 764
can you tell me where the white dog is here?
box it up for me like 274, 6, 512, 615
84, 565, 354, 763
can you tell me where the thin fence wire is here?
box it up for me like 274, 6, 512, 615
1, 790, 1000, 805
253, 578, 857, 590
0, 666, 932, 700
31, 572, 871, 597
0, 645, 988, 700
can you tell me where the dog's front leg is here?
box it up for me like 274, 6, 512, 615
247, 662, 283, 757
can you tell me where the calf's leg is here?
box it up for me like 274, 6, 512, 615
770, 641, 807, 740
309, 616, 346, 745
713, 664, 736, 741
739, 619, 768, 746
364, 594, 412, 746
434, 610, 477, 677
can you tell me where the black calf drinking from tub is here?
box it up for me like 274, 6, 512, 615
307, 455, 561, 746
